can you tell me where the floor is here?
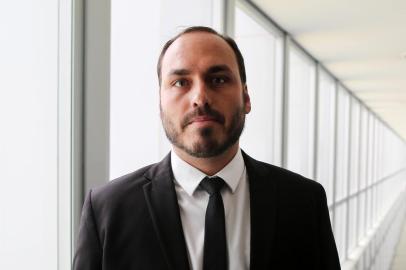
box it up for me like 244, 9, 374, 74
391, 219, 406, 270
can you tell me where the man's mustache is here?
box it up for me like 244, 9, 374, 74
181, 105, 225, 129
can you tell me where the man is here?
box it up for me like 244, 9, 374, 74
74, 26, 341, 270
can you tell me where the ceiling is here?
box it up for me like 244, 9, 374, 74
251, 0, 406, 140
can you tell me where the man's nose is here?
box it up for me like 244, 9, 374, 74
191, 80, 210, 108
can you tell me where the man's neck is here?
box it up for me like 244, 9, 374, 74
173, 144, 240, 176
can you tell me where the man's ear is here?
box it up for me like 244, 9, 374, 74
243, 85, 251, 114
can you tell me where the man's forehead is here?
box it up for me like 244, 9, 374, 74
161, 32, 238, 73
172, 31, 230, 49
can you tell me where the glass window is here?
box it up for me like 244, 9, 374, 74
381, 128, 390, 177
0, 1, 72, 268
335, 86, 350, 202
286, 46, 316, 179
366, 188, 373, 230
371, 186, 377, 226
366, 117, 375, 230
375, 122, 382, 182
367, 116, 375, 187
349, 98, 361, 195
235, 5, 283, 165
348, 197, 358, 254
334, 202, 347, 262
315, 70, 336, 206
375, 121, 382, 183
359, 107, 369, 190
358, 192, 366, 241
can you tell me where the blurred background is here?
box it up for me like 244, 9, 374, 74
1, 0, 406, 269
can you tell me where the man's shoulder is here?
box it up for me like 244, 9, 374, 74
245, 153, 327, 214
90, 164, 153, 202
243, 152, 324, 194
91, 153, 172, 199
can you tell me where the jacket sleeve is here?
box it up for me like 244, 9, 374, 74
317, 184, 341, 270
73, 190, 103, 270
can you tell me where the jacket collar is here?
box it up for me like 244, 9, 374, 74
242, 151, 277, 269
143, 153, 190, 270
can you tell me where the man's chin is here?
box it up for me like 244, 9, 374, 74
184, 148, 222, 158
185, 124, 219, 137
183, 139, 230, 158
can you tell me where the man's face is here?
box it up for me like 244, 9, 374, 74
159, 32, 251, 158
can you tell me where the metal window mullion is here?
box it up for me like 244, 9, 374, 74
376, 122, 382, 224
83, 0, 111, 191
312, 63, 320, 182
281, 34, 290, 169
309, 60, 317, 179
356, 105, 363, 246
332, 80, 339, 232
273, 36, 284, 166
368, 115, 373, 231
72, 0, 85, 257
344, 93, 353, 260
364, 113, 370, 238
223, 0, 236, 37
370, 117, 376, 230
72, 0, 111, 256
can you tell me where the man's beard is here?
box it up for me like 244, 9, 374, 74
160, 103, 246, 158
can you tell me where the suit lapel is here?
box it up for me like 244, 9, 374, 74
143, 153, 190, 270
242, 152, 278, 269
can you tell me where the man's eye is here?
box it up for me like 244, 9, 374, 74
173, 79, 188, 87
211, 77, 227, 85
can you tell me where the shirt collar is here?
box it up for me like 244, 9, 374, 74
171, 148, 245, 196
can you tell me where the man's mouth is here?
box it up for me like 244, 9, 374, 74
190, 116, 218, 123
181, 106, 226, 129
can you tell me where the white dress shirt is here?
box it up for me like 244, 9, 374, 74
171, 149, 250, 270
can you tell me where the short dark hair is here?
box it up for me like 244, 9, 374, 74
157, 26, 246, 86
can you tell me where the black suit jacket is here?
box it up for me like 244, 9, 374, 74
73, 151, 341, 270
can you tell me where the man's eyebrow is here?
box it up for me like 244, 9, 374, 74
206, 65, 232, 74
169, 69, 190, 76
168, 65, 232, 76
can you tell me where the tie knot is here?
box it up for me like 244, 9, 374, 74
200, 176, 226, 196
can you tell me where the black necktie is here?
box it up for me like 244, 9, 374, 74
200, 176, 228, 270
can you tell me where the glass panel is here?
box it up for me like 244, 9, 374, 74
349, 98, 360, 195
366, 189, 372, 231
335, 86, 350, 202
376, 122, 381, 181
235, 5, 283, 165
334, 202, 347, 262
367, 117, 375, 187
57, 0, 73, 268
366, 115, 374, 231
0, 1, 65, 269
348, 197, 358, 254
315, 70, 336, 206
374, 120, 381, 184
286, 47, 316, 179
372, 186, 378, 225
329, 209, 333, 225
358, 191, 366, 241
359, 107, 369, 189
